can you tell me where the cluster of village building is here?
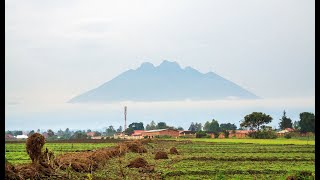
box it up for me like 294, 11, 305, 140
5, 128, 296, 140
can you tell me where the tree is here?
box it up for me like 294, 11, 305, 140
57, 129, 64, 136
71, 131, 87, 139
293, 121, 300, 130
106, 126, 116, 136
195, 123, 202, 131
28, 130, 35, 136
117, 126, 123, 132
177, 126, 184, 130
220, 123, 237, 131
188, 122, 196, 131
240, 112, 272, 131
299, 112, 315, 133
203, 119, 220, 133
5, 130, 13, 135
87, 129, 92, 133
128, 122, 144, 130
94, 131, 102, 136
37, 129, 41, 133
47, 129, 55, 137
124, 127, 134, 135
145, 124, 151, 130
63, 128, 71, 139
157, 122, 167, 129
278, 110, 293, 130
12, 131, 23, 136
149, 121, 157, 130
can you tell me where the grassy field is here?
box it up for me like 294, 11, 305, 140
183, 137, 315, 145
5, 142, 116, 165
5, 138, 315, 179
92, 139, 314, 179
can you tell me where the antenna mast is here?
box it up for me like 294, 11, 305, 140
124, 106, 127, 131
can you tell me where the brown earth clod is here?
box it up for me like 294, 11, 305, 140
169, 147, 179, 155
155, 151, 169, 160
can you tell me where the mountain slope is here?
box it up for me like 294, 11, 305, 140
68, 60, 259, 103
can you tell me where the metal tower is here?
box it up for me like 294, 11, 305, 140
124, 106, 127, 131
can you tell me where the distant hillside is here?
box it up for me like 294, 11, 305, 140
68, 60, 259, 103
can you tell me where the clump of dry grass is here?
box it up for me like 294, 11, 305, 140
26, 133, 45, 164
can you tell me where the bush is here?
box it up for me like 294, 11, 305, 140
284, 133, 292, 139
213, 132, 220, 138
223, 130, 230, 138
196, 131, 207, 138
155, 135, 172, 139
179, 136, 190, 139
248, 130, 277, 139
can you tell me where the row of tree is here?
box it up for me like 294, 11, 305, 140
5, 111, 314, 140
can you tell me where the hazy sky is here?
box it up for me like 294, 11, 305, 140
5, 0, 314, 130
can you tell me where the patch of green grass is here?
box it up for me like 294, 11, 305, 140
5, 142, 115, 165
175, 138, 315, 145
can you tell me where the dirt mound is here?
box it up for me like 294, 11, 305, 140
55, 145, 128, 173
127, 158, 148, 168
286, 171, 313, 180
155, 151, 169, 160
169, 147, 179, 155
125, 141, 147, 153
5, 160, 21, 180
55, 152, 96, 172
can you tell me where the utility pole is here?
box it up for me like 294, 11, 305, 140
124, 106, 127, 131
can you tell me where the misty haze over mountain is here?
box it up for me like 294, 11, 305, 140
69, 60, 258, 103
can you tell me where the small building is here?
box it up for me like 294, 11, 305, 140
114, 132, 126, 139
285, 128, 295, 132
5, 134, 15, 140
91, 136, 102, 139
179, 130, 196, 138
87, 132, 96, 137
277, 128, 295, 137
130, 130, 145, 139
141, 129, 180, 138
16, 135, 28, 139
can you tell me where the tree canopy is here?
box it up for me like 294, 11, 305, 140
124, 127, 134, 135
299, 112, 315, 133
203, 119, 220, 133
278, 110, 293, 130
146, 121, 157, 130
188, 122, 202, 131
157, 122, 168, 129
106, 126, 116, 136
220, 123, 237, 131
128, 122, 144, 130
240, 112, 272, 131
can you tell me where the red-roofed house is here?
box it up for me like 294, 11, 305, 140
285, 128, 295, 132
132, 130, 145, 136
5, 134, 15, 140
87, 132, 96, 137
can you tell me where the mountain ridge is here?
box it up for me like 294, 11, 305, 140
68, 60, 259, 103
